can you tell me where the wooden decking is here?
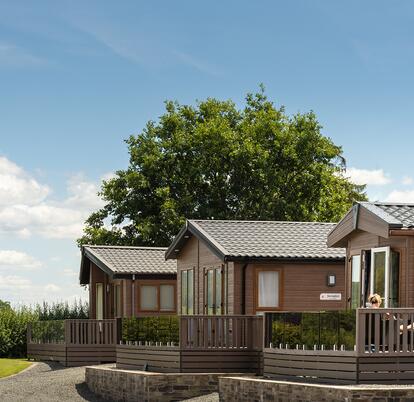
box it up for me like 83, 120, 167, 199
117, 315, 264, 374
27, 319, 119, 367
263, 308, 414, 384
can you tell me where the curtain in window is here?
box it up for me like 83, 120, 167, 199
258, 271, 279, 308
160, 285, 175, 311
141, 286, 157, 310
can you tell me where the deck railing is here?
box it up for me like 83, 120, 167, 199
356, 308, 414, 356
27, 319, 120, 346
65, 319, 119, 345
180, 315, 263, 350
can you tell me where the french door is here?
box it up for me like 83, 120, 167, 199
369, 247, 399, 308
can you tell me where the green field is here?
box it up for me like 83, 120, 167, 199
0, 358, 32, 379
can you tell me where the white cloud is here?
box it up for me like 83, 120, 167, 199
402, 176, 414, 186
62, 268, 77, 277
346, 167, 391, 186
0, 250, 41, 270
44, 283, 61, 293
0, 156, 50, 206
0, 156, 105, 239
385, 190, 414, 203
0, 275, 31, 290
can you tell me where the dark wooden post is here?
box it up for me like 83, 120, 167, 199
64, 320, 70, 345
116, 318, 122, 345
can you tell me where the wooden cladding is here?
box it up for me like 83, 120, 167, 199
264, 348, 358, 384
117, 345, 180, 372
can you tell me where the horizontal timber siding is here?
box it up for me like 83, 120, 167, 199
116, 345, 180, 372
27, 343, 66, 365
264, 348, 357, 384
180, 350, 262, 374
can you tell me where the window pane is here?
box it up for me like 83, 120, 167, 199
160, 285, 175, 311
373, 251, 385, 300
187, 270, 194, 315
96, 283, 103, 320
207, 270, 214, 314
351, 255, 361, 309
258, 271, 279, 308
390, 252, 400, 307
141, 286, 157, 310
181, 271, 188, 314
114, 285, 121, 317
215, 268, 222, 315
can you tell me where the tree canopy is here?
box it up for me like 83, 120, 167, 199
78, 88, 366, 247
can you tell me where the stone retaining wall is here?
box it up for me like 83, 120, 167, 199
86, 365, 250, 402
219, 376, 414, 402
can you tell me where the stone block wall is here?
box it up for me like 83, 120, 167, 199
219, 376, 414, 402
86, 366, 250, 402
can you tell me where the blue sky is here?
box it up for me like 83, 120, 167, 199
1, 1, 414, 304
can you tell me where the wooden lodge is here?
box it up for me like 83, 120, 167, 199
79, 245, 177, 319
165, 219, 346, 315
28, 202, 414, 384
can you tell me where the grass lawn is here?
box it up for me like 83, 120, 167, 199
0, 358, 32, 379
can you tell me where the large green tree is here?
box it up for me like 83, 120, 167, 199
79, 88, 366, 247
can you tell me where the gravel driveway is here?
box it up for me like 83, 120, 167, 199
0, 362, 105, 402
0, 362, 219, 402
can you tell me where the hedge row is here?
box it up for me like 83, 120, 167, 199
0, 300, 89, 357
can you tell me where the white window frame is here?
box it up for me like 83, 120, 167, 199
370, 246, 390, 307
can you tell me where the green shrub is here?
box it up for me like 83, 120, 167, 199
122, 316, 179, 344
0, 299, 89, 357
0, 306, 37, 357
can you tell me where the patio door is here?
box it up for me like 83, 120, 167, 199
205, 267, 223, 315
369, 247, 399, 308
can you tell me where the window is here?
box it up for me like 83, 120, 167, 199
139, 282, 176, 312
96, 283, 103, 320
351, 255, 361, 309
205, 267, 223, 315
256, 269, 281, 310
114, 284, 122, 317
160, 285, 175, 311
181, 269, 194, 315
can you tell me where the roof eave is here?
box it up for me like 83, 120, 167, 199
165, 220, 228, 262
82, 247, 115, 279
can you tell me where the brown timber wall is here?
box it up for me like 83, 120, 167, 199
180, 349, 262, 373
116, 346, 262, 374
264, 349, 357, 384
116, 345, 180, 372
27, 343, 66, 365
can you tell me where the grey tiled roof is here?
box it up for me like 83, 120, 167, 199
190, 220, 345, 260
360, 202, 414, 228
84, 246, 177, 274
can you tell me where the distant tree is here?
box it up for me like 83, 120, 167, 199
0, 300, 11, 310
78, 87, 366, 247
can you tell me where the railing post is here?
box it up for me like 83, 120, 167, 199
355, 309, 365, 356
116, 318, 122, 345
64, 320, 70, 345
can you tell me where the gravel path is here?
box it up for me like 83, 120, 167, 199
0, 361, 220, 402
0, 362, 105, 402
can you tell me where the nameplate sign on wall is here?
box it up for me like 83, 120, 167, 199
320, 293, 342, 301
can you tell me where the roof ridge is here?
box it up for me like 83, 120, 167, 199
360, 201, 414, 207
84, 245, 167, 250
189, 219, 337, 225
